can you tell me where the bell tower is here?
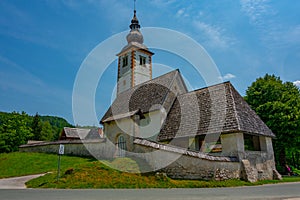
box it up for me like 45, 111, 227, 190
117, 7, 154, 95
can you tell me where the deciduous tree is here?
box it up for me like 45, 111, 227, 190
245, 74, 300, 170
0, 112, 32, 153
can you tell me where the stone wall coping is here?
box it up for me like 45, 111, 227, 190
134, 138, 238, 162
19, 139, 106, 148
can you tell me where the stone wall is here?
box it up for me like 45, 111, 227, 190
19, 139, 115, 159
161, 155, 240, 180
241, 151, 276, 182
132, 138, 279, 181
19, 137, 279, 182
132, 138, 240, 180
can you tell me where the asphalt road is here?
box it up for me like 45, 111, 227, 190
0, 182, 299, 200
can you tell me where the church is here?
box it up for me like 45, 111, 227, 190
19, 8, 281, 182
100, 9, 281, 182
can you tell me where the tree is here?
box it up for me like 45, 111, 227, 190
245, 74, 300, 170
40, 116, 74, 140
31, 112, 42, 140
0, 111, 74, 152
40, 121, 54, 141
0, 112, 33, 153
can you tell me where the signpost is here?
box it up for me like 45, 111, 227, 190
57, 144, 64, 182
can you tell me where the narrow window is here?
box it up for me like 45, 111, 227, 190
139, 55, 146, 66
117, 135, 126, 157
122, 56, 128, 67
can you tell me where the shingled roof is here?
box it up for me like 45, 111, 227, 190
101, 70, 187, 123
157, 81, 275, 141
60, 127, 102, 140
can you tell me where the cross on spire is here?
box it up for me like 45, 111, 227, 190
134, 0, 136, 11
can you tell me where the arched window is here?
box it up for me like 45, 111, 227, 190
117, 135, 126, 157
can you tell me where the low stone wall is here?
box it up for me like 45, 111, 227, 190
19, 139, 115, 159
19, 138, 278, 181
161, 155, 240, 180
132, 138, 240, 180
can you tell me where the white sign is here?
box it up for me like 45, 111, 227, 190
58, 144, 64, 155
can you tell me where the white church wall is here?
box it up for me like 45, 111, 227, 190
139, 110, 163, 141
133, 72, 151, 86
104, 117, 135, 151
117, 71, 131, 94
133, 51, 151, 86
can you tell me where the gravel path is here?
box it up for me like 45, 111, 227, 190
0, 173, 47, 189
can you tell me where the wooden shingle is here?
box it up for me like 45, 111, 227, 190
157, 81, 275, 141
100, 70, 188, 123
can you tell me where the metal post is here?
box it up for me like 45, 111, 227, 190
57, 154, 61, 182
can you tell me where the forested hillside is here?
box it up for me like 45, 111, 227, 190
0, 111, 73, 153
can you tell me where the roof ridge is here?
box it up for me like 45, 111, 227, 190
157, 70, 181, 120
228, 83, 241, 130
149, 69, 178, 82
176, 69, 189, 92
177, 81, 230, 98
64, 127, 96, 131
161, 70, 178, 102
117, 69, 179, 96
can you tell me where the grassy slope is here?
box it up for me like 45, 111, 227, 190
26, 159, 255, 189
1, 152, 299, 189
0, 152, 92, 178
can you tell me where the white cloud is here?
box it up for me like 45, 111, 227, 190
193, 21, 233, 49
150, 0, 177, 8
220, 73, 236, 81
240, 0, 300, 46
240, 0, 274, 26
240, 0, 300, 62
176, 8, 190, 18
293, 80, 300, 87
176, 8, 185, 17
172, 4, 236, 50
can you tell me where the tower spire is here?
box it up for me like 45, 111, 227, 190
130, 0, 140, 30
116, 0, 154, 95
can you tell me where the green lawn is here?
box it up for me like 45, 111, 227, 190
0, 152, 92, 178
1, 152, 299, 189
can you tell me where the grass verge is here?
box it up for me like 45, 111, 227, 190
0, 152, 93, 178
1, 152, 299, 188
26, 164, 300, 189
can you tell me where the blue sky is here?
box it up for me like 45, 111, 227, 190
0, 0, 299, 126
